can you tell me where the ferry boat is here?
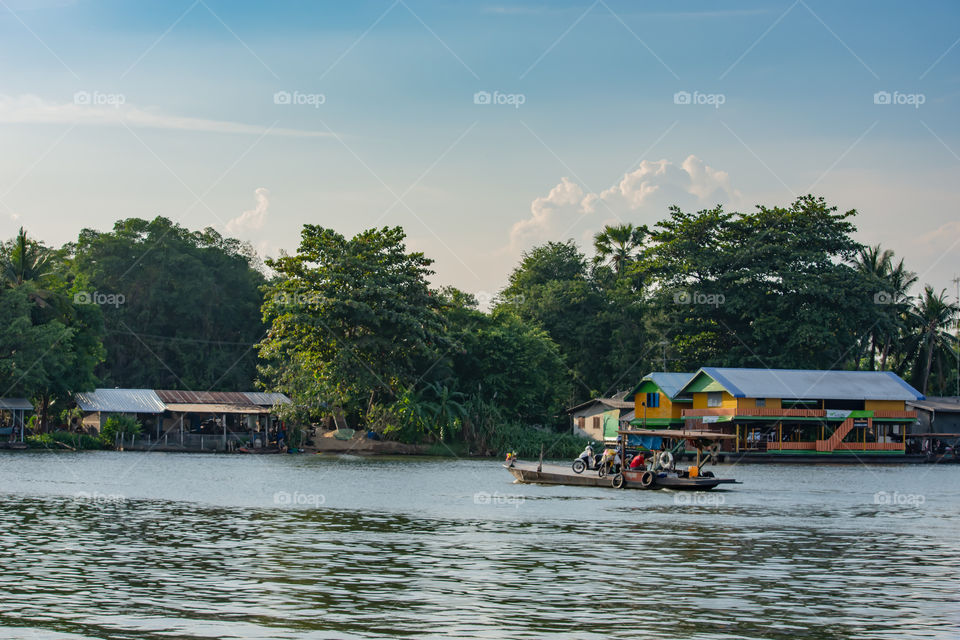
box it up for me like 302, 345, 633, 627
504, 429, 739, 490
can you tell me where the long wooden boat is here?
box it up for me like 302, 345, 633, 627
504, 428, 740, 491
505, 461, 736, 490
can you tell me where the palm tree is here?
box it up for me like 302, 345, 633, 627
1, 227, 55, 308
593, 223, 648, 277
908, 286, 959, 394
851, 245, 916, 370
2, 227, 52, 286
423, 381, 467, 442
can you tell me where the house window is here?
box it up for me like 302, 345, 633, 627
756, 398, 766, 407
646, 392, 660, 408
592, 416, 600, 431
577, 417, 585, 429
707, 392, 722, 408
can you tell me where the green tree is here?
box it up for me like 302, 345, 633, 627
70, 217, 265, 389
903, 286, 959, 395
592, 223, 648, 278
259, 226, 447, 425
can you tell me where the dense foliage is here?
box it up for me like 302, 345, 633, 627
2, 193, 957, 451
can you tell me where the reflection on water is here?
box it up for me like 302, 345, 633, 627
0, 452, 957, 639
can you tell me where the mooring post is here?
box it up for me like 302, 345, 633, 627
538, 443, 544, 473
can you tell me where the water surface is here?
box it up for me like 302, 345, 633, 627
0, 451, 957, 639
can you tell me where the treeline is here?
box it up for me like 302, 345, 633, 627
2, 195, 957, 451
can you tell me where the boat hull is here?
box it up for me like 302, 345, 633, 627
505, 462, 736, 490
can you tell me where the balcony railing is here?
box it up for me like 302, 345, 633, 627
683, 408, 917, 419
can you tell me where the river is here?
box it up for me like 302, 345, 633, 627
0, 451, 957, 639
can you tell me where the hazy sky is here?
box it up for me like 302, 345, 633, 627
1, 0, 958, 301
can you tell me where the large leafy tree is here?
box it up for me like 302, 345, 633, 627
649, 196, 876, 370
0, 230, 104, 430
259, 226, 447, 424
70, 217, 265, 390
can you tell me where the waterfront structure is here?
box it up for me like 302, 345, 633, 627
908, 397, 960, 435
73, 389, 292, 450
568, 392, 633, 441
74, 388, 166, 434
674, 368, 923, 454
0, 398, 33, 443
629, 372, 694, 429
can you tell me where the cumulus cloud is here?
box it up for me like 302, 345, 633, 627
0, 94, 330, 138
226, 188, 270, 235
509, 155, 740, 251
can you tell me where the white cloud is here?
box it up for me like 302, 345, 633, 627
509, 154, 741, 250
226, 187, 270, 235
0, 94, 330, 138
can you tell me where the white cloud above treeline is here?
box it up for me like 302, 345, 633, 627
509, 155, 741, 251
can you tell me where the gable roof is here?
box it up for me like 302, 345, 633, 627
679, 367, 924, 402
631, 372, 695, 399
75, 389, 166, 414
908, 398, 960, 413
565, 397, 634, 414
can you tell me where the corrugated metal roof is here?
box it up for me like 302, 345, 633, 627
0, 398, 33, 411
566, 397, 634, 414
243, 392, 292, 406
645, 372, 695, 399
155, 390, 253, 405
908, 398, 960, 413
686, 368, 924, 401
75, 389, 166, 414
164, 403, 270, 414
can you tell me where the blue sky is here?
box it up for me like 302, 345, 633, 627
1, 0, 958, 298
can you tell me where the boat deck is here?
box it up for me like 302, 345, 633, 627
505, 461, 735, 490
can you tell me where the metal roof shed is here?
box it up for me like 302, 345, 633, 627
74, 389, 166, 413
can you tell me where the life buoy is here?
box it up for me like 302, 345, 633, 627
639, 470, 655, 488
658, 451, 674, 470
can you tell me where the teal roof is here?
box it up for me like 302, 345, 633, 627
631, 372, 694, 399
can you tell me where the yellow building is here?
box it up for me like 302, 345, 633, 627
675, 367, 923, 454
629, 372, 694, 428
